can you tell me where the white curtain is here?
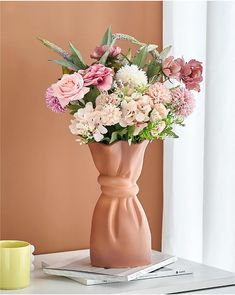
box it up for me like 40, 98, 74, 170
162, 1, 235, 273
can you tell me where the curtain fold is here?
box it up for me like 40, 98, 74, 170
162, 1, 235, 272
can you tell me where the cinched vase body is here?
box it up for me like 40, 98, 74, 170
88, 140, 152, 268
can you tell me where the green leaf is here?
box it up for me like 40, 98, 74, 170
109, 129, 127, 144
62, 66, 70, 74
133, 45, 148, 68
126, 48, 132, 61
37, 37, 71, 61
67, 103, 81, 115
127, 125, 135, 139
120, 49, 132, 65
168, 130, 179, 138
159, 45, 172, 60
69, 42, 87, 69
99, 50, 110, 65
49, 59, 80, 71
119, 128, 128, 136
147, 59, 162, 79
69, 42, 85, 64
101, 137, 111, 144
110, 131, 118, 144
100, 26, 112, 46
110, 61, 123, 70
83, 87, 100, 105
99, 38, 117, 65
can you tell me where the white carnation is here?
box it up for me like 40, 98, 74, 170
96, 104, 121, 126
120, 98, 150, 128
150, 103, 169, 122
115, 65, 148, 88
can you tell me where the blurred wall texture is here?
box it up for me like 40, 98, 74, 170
1, 1, 163, 254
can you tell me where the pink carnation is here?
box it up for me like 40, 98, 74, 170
52, 73, 90, 107
162, 56, 181, 80
80, 64, 113, 91
176, 58, 203, 92
90, 45, 121, 59
148, 82, 172, 105
45, 87, 65, 113
171, 87, 195, 117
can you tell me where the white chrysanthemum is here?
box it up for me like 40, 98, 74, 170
115, 65, 148, 88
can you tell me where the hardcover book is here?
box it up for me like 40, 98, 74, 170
43, 250, 177, 283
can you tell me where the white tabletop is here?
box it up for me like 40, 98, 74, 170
1, 249, 235, 294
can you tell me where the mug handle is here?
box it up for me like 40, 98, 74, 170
30, 245, 35, 271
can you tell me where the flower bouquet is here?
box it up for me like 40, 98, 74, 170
39, 26, 203, 268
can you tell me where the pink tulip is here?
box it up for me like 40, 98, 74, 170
162, 56, 181, 80
90, 45, 121, 59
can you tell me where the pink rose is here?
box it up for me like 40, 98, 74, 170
162, 56, 181, 80
52, 73, 89, 107
80, 64, 113, 91
176, 58, 203, 92
90, 45, 121, 59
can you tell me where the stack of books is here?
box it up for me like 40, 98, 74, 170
42, 250, 192, 286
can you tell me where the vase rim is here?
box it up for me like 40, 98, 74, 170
88, 140, 149, 147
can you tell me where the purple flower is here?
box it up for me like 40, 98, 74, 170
45, 87, 66, 113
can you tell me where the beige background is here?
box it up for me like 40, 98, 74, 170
1, 1, 163, 254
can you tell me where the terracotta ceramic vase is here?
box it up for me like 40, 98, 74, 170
88, 140, 152, 268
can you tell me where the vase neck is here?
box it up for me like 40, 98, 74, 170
98, 175, 139, 198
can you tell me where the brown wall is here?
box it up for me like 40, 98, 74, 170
1, 1, 163, 254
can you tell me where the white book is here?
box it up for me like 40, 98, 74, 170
43, 251, 177, 282
43, 263, 192, 286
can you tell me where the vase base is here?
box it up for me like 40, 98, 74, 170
90, 252, 152, 268
90, 262, 152, 268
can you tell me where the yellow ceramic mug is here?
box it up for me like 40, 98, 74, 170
0, 240, 31, 290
